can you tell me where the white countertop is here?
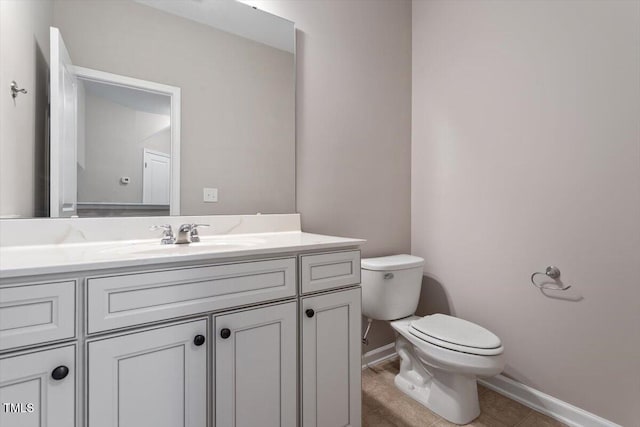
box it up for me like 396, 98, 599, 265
0, 231, 364, 279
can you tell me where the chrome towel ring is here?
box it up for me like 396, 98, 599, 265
530, 266, 572, 291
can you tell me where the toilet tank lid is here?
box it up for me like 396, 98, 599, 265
361, 255, 424, 271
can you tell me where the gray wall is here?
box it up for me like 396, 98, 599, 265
0, 0, 52, 218
52, 0, 295, 216
412, 1, 640, 425
248, 0, 413, 351
78, 91, 171, 204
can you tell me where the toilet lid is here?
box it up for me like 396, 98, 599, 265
409, 314, 503, 356
361, 254, 424, 271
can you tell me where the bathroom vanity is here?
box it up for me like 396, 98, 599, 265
0, 215, 364, 427
0, 1, 363, 425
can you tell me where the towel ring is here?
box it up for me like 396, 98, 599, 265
530, 266, 571, 291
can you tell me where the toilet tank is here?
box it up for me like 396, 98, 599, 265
361, 255, 425, 321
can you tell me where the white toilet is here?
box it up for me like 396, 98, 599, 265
361, 255, 505, 425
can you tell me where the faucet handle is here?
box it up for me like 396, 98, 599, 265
190, 224, 210, 229
188, 224, 210, 242
150, 224, 175, 244
150, 224, 172, 231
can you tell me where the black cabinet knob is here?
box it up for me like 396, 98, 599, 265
193, 335, 205, 346
220, 328, 231, 339
51, 365, 69, 381
305, 309, 315, 318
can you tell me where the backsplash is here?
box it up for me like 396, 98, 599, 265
0, 214, 301, 247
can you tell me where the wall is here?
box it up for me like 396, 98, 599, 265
0, 0, 52, 218
51, 0, 295, 216
412, 1, 640, 425
77, 91, 171, 204
243, 0, 413, 351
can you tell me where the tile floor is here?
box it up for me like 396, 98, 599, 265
362, 359, 568, 427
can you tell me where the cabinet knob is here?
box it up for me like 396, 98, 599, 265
193, 334, 205, 346
220, 328, 231, 339
51, 365, 69, 381
305, 309, 315, 318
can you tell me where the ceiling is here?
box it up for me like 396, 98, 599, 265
133, 0, 295, 53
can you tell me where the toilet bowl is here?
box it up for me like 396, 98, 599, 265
361, 255, 505, 425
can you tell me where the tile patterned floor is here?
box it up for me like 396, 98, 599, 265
362, 359, 568, 427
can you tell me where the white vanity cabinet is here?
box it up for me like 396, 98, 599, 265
0, 345, 76, 427
87, 319, 207, 427
0, 241, 363, 427
214, 301, 298, 427
301, 287, 362, 427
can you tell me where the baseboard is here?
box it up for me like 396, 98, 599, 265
361, 343, 397, 369
361, 347, 620, 427
479, 375, 621, 427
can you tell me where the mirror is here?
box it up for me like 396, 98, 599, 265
0, 0, 295, 218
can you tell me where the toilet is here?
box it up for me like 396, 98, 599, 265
361, 255, 505, 425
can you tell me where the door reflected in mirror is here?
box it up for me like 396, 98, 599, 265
76, 77, 177, 217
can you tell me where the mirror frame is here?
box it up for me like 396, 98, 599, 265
72, 65, 181, 215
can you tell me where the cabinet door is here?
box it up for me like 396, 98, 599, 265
301, 288, 362, 427
215, 301, 297, 427
0, 345, 75, 427
88, 319, 207, 427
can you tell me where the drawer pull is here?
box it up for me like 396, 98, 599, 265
220, 328, 231, 339
51, 365, 69, 380
305, 309, 315, 318
193, 335, 205, 346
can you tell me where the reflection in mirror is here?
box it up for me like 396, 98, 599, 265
50, 27, 181, 218
76, 76, 177, 217
0, 0, 295, 219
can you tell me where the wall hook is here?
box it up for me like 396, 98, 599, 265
10, 81, 27, 99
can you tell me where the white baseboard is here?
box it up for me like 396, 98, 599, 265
361, 347, 619, 427
479, 375, 621, 427
362, 343, 397, 369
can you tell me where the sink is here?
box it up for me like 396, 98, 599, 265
99, 236, 266, 256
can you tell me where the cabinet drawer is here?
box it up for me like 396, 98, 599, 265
87, 258, 296, 333
300, 250, 361, 294
0, 281, 76, 351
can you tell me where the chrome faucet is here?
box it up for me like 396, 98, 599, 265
176, 224, 210, 244
150, 224, 176, 245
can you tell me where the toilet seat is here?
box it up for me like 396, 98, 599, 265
409, 314, 503, 356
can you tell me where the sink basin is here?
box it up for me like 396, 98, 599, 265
99, 237, 266, 256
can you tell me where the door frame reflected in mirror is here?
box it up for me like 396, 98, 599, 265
59, 64, 181, 216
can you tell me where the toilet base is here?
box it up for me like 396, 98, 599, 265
394, 335, 481, 425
